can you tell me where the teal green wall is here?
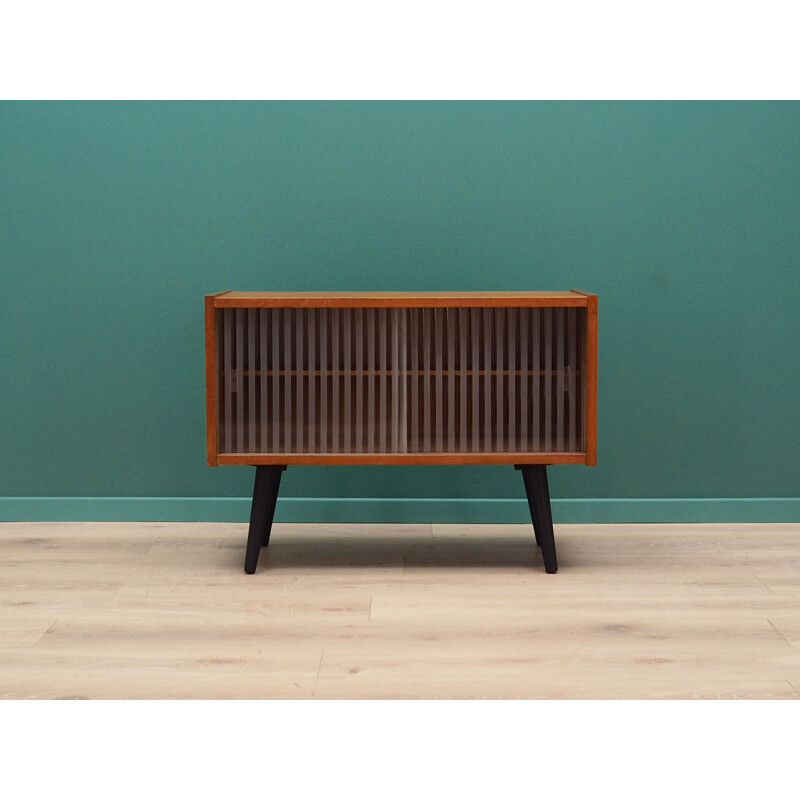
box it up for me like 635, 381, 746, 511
2, 101, 799, 522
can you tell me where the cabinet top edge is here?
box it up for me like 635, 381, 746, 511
209, 291, 593, 308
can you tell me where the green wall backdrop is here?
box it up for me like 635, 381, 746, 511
2, 101, 799, 522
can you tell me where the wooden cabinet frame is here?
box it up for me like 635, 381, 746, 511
205, 291, 597, 574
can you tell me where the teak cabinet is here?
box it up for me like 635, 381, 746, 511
205, 291, 598, 574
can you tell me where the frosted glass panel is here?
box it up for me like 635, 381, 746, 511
216, 306, 585, 454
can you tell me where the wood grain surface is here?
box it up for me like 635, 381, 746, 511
212, 291, 590, 308
2, 521, 798, 699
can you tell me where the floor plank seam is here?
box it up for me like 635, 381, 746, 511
756, 577, 777, 595
115, 573, 133, 595
143, 536, 162, 556
312, 649, 324, 697
32, 618, 61, 648
712, 535, 729, 553
766, 619, 793, 648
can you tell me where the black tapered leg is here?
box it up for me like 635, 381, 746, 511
261, 466, 285, 548
515, 466, 541, 547
244, 465, 286, 574
516, 464, 557, 573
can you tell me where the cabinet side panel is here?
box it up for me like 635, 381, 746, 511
584, 294, 598, 465
205, 296, 218, 465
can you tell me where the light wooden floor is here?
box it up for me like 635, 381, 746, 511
1, 521, 799, 699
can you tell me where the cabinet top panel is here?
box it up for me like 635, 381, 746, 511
210, 290, 594, 308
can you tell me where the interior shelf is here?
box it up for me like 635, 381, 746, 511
221, 369, 581, 378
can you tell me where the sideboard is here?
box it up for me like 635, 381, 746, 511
205, 291, 598, 574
